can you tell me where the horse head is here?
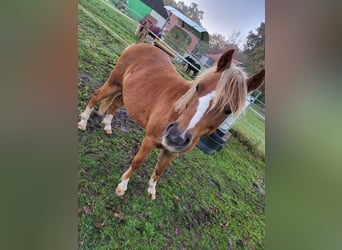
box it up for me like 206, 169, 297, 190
162, 49, 265, 153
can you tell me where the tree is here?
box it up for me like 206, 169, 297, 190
206, 32, 246, 64
243, 22, 265, 103
209, 33, 229, 53
163, 0, 177, 7
244, 22, 265, 74
163, 0, 203, 25
186, 2, 203, 25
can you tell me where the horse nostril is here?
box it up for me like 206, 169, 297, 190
166, 122, 175, 132
184, 133, 192, 145
165, 123, 192, 148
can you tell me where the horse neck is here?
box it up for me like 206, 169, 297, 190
151, 75, 190, 118
168, 77, 192, 102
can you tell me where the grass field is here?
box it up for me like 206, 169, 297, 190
234, 108, 265, 156
78, 0, 265, 249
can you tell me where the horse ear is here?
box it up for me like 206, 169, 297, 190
216, 49, 234, 72
247, 69, 265, 93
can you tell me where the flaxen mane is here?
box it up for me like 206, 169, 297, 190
175, 64, 247, 118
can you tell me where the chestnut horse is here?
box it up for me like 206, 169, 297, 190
78, 43, 265, 200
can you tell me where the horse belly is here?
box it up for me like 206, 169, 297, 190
122, 79, 154, 129
123, 97, 148, 128
122, 77, 175, 140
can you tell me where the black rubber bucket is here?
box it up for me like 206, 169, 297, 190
196, 130, 226, 154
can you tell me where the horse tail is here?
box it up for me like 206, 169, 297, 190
98, 91, 123, 114
98, 95, 115, 114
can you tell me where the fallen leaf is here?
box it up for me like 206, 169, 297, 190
220, 222, 230, 228
83, 206, 91, 214
228, 238, 233, 250
144, 211, 152, 216
95, 222, 105, 229
114, 212, 124, 219
175, 227, 180, 236
173, 195, 180, 209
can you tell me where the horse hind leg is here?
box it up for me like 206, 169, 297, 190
78, 81, 121, 131
78, 106, 94, 131
100, 93, 123, 134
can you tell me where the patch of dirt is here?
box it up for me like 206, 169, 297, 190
78, 71, 103, 90
209, 178, 222, 191
182, 204, 213, 229
112, 109, 136, 133
85, 108, 136, 135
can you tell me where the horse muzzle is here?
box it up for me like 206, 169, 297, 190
162, 122, 193, 153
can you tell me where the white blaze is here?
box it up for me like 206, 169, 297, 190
186, 91, 216, 131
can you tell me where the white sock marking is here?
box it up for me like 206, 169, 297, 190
78, 119, 87, 128
102, 114, 113, 131
147, 177, 157, 195
186, 91, 216, 131
81, 106, 94, 119
118, 178, 129, 191
78, 106, 94, 127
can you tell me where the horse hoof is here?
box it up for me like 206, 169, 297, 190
148, 192, 156, 200
78, 123, 86, 131
115, 187, 125, 197
104, 129, 112, 134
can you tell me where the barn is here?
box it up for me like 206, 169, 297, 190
163, 5, 209, 54
127, 0, 168, 28
127, 1, 209, 56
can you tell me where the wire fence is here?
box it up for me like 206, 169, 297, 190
234, 90, 265, 154
107, 0, 207, 71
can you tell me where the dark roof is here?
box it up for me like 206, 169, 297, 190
141, 0, 168, 19
164, 6, 209, 42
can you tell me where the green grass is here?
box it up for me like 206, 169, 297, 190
78, 1, 265, 249
234, 108, 265, 156
78, 0, 137, 82
78, 127, 265, 249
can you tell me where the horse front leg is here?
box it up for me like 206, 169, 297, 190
147, 149, 177, 200
116, 136, 155, 197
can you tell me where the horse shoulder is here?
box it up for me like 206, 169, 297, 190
144, 79, 188, 133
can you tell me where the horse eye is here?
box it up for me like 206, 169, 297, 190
196, 84, 200, 92
224, 109, 231, 115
